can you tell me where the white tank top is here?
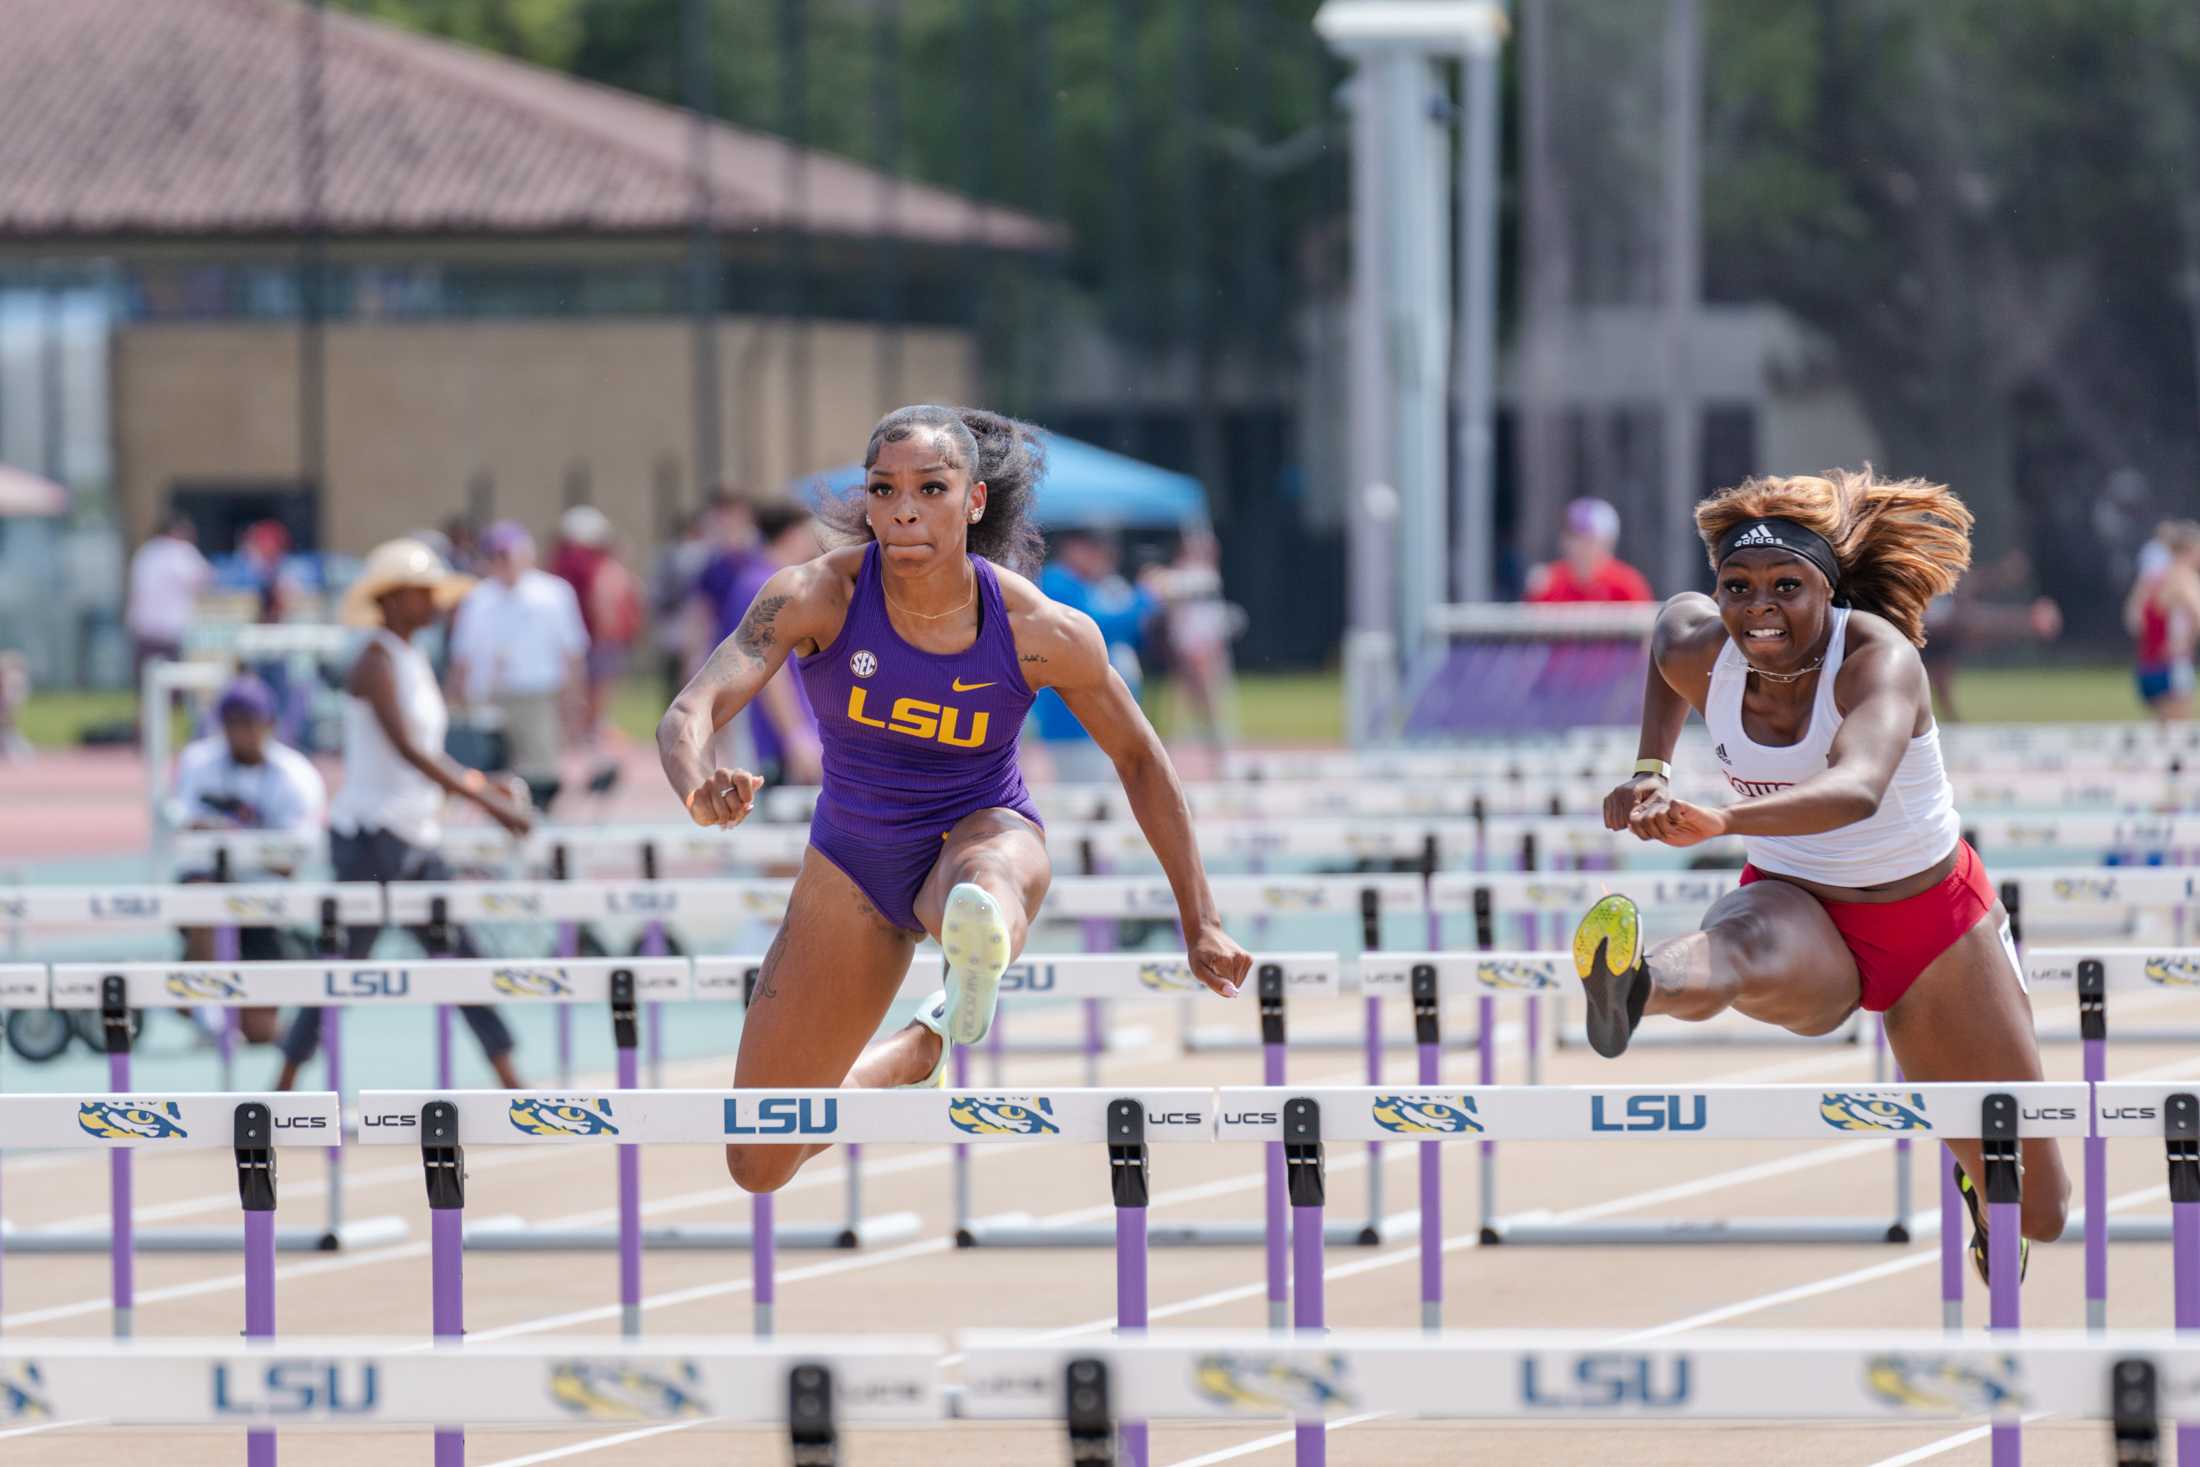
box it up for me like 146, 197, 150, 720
328, 628, 448, 847
1705, 607, 1961, 887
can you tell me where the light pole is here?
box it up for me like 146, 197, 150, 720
1314, 1, 1509, 743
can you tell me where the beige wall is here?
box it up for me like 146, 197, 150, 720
114, 317, 978, 553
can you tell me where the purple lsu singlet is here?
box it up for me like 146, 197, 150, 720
795, 543, 1042, 930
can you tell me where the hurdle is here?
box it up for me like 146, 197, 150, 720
35, 962, 407, 1255
1360, 948, 1918, 1248
0, 1335, 940, 1462
962, 1329, 2194, 1466
353, 1087, 1206, 1465
2028, 947, 2200, 1319
1216, 1078, 2089, 1452
0, 1090, 338, 1352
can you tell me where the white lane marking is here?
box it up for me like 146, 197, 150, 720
0, 1417, 101, 1440
1858, 1413, 2054, 1467
0, 1237, 430, 1328
1161, 1410, 1390, 1467
477, 1418, 714, 1466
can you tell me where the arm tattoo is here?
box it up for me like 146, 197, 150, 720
733, 595, 790, 667
1019, 653, 1047, 664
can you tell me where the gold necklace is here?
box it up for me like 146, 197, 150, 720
882, 570, 976, 621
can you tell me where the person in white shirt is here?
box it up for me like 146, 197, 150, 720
126, 515, 212, 685
171, 675, 327, 1042
447, 521, 589, 792
277, 539, 534, 1093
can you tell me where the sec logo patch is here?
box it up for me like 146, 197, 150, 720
850, 650, 878, 678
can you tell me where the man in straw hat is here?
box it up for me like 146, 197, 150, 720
273, 538, 534, 1091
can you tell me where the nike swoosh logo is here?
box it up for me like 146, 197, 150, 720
950, 678, 996, 692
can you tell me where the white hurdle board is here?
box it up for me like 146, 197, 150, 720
350, 1088, 1217, 1146
2026, 948, 2200, 990
0, 882, 384, 928
0, 1336, 942, 1428
0, 1092, 342, 1150
1213, 1083, 2094, 1143
0, 964, 46, 1007
690, 950, 1346, 1005
961, 1329, 2199, 1422
381, 879, 794, 926
48, 957, 691, 1010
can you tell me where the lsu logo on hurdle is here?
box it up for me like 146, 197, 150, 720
1137, 960, 1201, 993
949, 1096, 1060, 1136
1193, 1354, 1357, 1414
492, 967, 574, 999
1818, 1091, 1932, 1133
1371, 1094, 1483, 1135
77, 1100, 188, 1142
510, 1097, 620, 1138
1, 1362, 50, 1421
549, 1360, 707, 1422
1476, 959, 1560, 992
166, 971, 247, 1001
2145, 955, 2200, 988
1520, 1353, 1691, 1409
212, 1360, 379, 1417
1865, 1354, 2028, 1414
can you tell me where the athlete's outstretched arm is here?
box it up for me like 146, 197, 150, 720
1604, 594, 1720, 833
658, 562, 833, 827
1026, 608, 1252, 998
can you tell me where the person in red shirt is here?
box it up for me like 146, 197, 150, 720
1525, 496, 1655, 603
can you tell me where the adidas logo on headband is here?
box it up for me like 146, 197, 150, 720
1734, 523, 1780, 546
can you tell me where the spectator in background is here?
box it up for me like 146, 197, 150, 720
649, 509, 717, 702
280, 538, 533, 1092
2128, 520, 2200, 721
1524, 496, 1654, 604
695, 489, 765, 647
548, 505, 642, 746
448, 521, 589, 801
169, 675, 326, 1043
441, 515, 484, 577
0, 651, 27, 761
126, 514, 211, 688
1918, 548, 2063, 722
1027, 528, 1157, 784
724, 501, 824, 786
1148, 530, 1242, 752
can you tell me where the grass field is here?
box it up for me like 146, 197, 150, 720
18, 661, 2156, 753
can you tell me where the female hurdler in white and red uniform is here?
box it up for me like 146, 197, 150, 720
1575, 469, 2070, 1283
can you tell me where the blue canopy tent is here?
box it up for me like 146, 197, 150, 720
793, 431, 1208, 530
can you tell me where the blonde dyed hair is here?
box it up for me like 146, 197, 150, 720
1693, 467, 1973, 646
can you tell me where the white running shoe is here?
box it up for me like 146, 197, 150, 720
939, 881, 1010, 1047
903, 989, 952, 1089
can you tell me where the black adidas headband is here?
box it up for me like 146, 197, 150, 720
1714, 516, 1841, 590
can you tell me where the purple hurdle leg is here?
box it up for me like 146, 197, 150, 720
1985, 1091, 2022, 1467
643, 920, 667, 1088
244, 1206, 276, 1467
617, 1039, 641, 1337
432, 1208, 464, 1467
1293, 1200, 1326, 1467
1419, 1034, 1441, 1330
2176, 1198, 2199, 1464
1940, 1155, 1963, 1332
109, 1043, 133, 1339
1117, 1202, 1150, 1467
324, 1010, 346, 1244
1476, 993, 1496, 1233
1082, 999, 1103, 1087
1363, 994, 1382, 1235
2085, 1032, 2108, 1333
215, 923, 240, 1089
436, 1005, 453, 1089
754, 1189, 776, 1338
2171, 1091, 2199, 1465
556, 920, 577, 1086
1264, 1037, 1288, 1331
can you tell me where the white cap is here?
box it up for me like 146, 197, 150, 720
560, 504, 613, 547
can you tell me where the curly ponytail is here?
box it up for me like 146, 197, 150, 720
819, 404, 1048, 577
1693, 466, 1973, 645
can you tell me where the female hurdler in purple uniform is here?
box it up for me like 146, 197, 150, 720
659, 405, 1254, 1194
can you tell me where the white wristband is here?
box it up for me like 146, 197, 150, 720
1632, 758, 1673, 781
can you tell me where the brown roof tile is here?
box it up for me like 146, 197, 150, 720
0, 0, 1056, 248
